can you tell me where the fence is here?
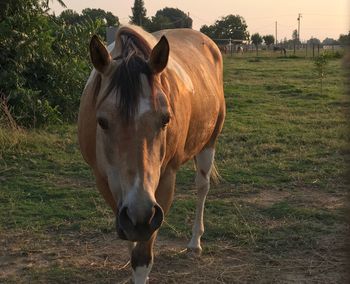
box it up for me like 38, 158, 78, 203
105, 29, 344, 58
213, 38, 344, 58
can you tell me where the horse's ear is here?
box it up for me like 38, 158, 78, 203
149, 36, 169, 74
89, 35, 111, 74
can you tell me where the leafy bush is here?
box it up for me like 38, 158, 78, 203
313, 53, 329, 95
0, 0, 102, 127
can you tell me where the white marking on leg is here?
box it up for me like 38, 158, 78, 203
132, 265, 152, 284
127, 241, 136, 255
187, 148, 215, 253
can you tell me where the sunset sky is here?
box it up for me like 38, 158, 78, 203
51, 0, 349, 41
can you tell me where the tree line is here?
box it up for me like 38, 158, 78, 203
130, 0, 192, 31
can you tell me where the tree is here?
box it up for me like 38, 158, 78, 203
58, 8, 119, 40
292, 29, 300, 44
199, 24, 214, 38
130, 0, 149, 27
338, 32, 350, 46
156, 7, 192, 28
59, 8, 119, 27
307, 37, 321, 45
200, 14, 249, 41
0, 0, 103, 127
251, 33, 262, 46
1, 0, 42, 21
148, 7, 192, 31
82, 8, 119, 27
292, 29, 298, 40
44, 0, 66, 10
251, 33, 262, 55
263, 35, 275, 47
314, 54, 329, 95
322, 37, 337, 45
59, 9, 81, 25
147, 15, 171, 32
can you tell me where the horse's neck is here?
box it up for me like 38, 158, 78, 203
112, 25, 158, 59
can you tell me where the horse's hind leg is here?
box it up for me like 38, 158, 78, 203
187, 147, 215, 255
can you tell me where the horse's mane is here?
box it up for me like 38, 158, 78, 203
101, 26, 156, 122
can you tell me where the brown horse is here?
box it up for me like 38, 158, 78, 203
78, 25, 225, 283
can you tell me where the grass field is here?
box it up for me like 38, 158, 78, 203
0, 55, 348, 283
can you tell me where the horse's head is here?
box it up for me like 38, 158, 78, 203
89, 34, 170, 241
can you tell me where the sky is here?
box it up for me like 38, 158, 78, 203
50, 0, 349, 42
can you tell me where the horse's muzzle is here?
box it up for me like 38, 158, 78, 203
116, 204, 164, 241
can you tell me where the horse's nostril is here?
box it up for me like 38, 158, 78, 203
117, 204, 164, 241
150, 204, 164, 231
119, 206, 128, 220
118, 206, 134, 232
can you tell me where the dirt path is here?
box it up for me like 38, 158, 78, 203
0, 230, 347, 283
1, 187, 347, 283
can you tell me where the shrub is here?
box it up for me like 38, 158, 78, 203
313, 53, 329, 95
0, 0, 102, 127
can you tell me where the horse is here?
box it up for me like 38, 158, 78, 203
218, 44, 227, 54
273, 46, 287, 56
237, 46, 244, 54
78, 25, 225, 283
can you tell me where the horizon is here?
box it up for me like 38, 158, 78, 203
50, 0, 349, 41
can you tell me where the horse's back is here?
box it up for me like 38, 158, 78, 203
153, 29, 222, 82
153, 29, 225, 161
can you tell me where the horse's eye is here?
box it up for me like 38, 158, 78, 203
161, 113, 170, 128
97, 117, 109, 130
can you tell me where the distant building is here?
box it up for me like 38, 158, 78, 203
323, 45, 342, 50
106, 26, 118, 45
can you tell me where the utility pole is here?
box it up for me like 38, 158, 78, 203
275, 21, 278, 44
297, 13, 302, 42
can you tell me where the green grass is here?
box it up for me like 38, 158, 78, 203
0, 55, 348, 283
0, 126, 114, 233
220, 56, 348, 189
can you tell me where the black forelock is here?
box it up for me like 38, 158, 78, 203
103, 31, 154, 123
106, 55, 153, 122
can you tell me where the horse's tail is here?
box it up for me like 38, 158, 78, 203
210, 162, 223, 185
193, 160, 223, 184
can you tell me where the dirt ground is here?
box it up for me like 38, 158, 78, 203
0, 188, 347, 284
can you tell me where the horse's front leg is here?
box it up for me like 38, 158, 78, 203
130, 167, 176, 283
130, 233, 157, 284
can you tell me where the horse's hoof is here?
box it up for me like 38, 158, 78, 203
186, 247, 202, 257
130, 276, 149, 284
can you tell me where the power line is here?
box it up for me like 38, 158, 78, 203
302, 13, 350, 17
